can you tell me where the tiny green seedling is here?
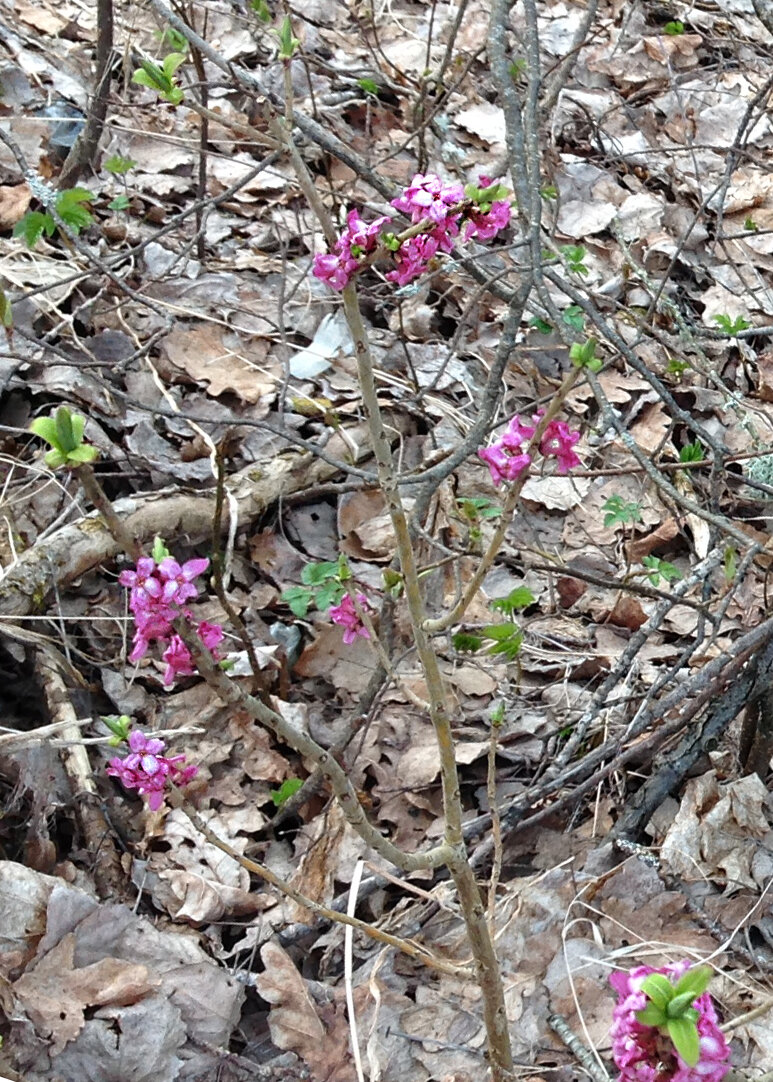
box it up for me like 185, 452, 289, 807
249, 0, 272, 21
744, 216, 759, 232
30, 406, 99, 469
666, 357, 690, 378
270, 777, 304, 806
102, 714, 133, 747
641, 555, 681, 587
602, 495, 643, 529
562, 305, 585, 332
712, 313, 751, 335
570, 337, 602, 372
530, 317, 553, 334
14, 187, 95, 248
560, 244, 589, 277
276, 16, 300, 59
281, 556, 350, 617
132, 53, 187, 106
663, 20, 685, 35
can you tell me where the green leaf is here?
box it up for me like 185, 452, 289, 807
672, 965, 713, 1001
530, 317, 553, 334
104, 154, 136, 175
315, 580, 343, 612
725, 545, 737, 582
276, 15, 300, 58
744, 215, 758, 232
666, 1016, 700, 1067
452, 632, 483, 652
602, 495, 642, 528
562, 305, 584, 331
663, 20, 685, 34
679, 440, 703, 463
108, 194, 131, 212
713, 313, 750, 335
29, 416, 59, 446
0, 288, 11, 331
301, 561, 339, 586
635, 1002, 667, 1027
270, 777, 304, 806
55, 407, 76, 453
250, 0, 273, 20
13, 211, 51, 248
481, 622, 520, 641
65, 444, 99, 464
640, 973, 675, 1011
156, 26, 188, 52
358, 77, 379, 95
488, 630, 523, 659
490, 586, 535, 615
281, 585, 313, 618
44, 448, 66, 469
152, 536, 171, 563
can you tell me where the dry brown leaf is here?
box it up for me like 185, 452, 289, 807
13, 936, 154, 1054
0, 184, 31, 230
161, 323, 277, 403
16, 3, 69, 33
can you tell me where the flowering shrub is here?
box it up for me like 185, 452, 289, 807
313, 172, 511, 291
477, 413, 582, 486
609, 961, 730, 1082
107, 729, 197, 811
329, 593, 372, 645
119, 552, 223, 684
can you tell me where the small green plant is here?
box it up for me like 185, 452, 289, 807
30, 406, 99, 469
530, 317, 553, 334
102, 715, 133, 747
0, 287, 12, 337
712, 313, 751, 335
489, 585, 535, 616
641, 555, 681, 587
663, 20, 685, 35
104, 154, 136, 212
281, 556, 350, 618
358, 77, 379, 96
724, 545, 737, 582
453, 623, 524, 661
540, 185, 558, 200
14, 187, 95, 248
636, 965, 712, 1067
275, 15, 300, 59
679, 440, 704, 463
744, 216, 759, 232
155, 25, 189, 52
132, 53, 187, 105
666, 357, 690, 378
270, 777, 304, 806
562, 305, 585, 332
249, 0, 272, 20
603, 495, 643, 529
560, 244, 589, 276
570, 337, 602, 372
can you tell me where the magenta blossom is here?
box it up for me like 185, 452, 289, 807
330, 593, 372, 645
312, 209, 391, 291
610, 962, 730, 1082
157, 556, 210, 604
107, 729, 198, 811
162, 621, 225, 685
540, 419, 582, 474
391, 173, 465, 225
478, 444, 531, 487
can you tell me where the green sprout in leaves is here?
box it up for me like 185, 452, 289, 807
155, 26, 189, 53
250, 0, 272, 21
744, 216, 759, 232
560, 244, 589, 276
540, 185, 558, 201
270, 777, 304, 806
562, 305, 585, 332
570, 337, 602, 372
641, 555, 681, 587
358, 77, 379, 96
14, 188, 95, 248
281, 556, 351, 618
636, 965, 713, 1068
30, 406, 99, 469
666, 357, 690, 379
530, 317, 553, 334
104, 155, 136, 176
679, 440, 704, 463
102, 714, 133, 747
490, 586, 535, 617
0, 287, 12, 337
276, 16, 300, 59
663, 20, 685, 35
132, 53, 186, 106
602, 495, 643, 529
712, 313, 751, 335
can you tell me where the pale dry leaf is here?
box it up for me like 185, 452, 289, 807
161, 323, 278, 403
521, 474, 590, 510
454, 102, 506, 146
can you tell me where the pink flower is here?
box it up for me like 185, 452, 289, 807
312, 211, 391, 291
162, 621, 224, 685
157, 556, 210, 604
610, 962, 730, 1082
502, 415, 536, 450
465, 199, 511, 241
540, 419, 581, 473
391, 173, 464, 224
107, 729, 198, 811
330, 593, 372, 645
478, 443, 531, 486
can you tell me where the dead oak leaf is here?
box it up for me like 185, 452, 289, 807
161, 322, 277, 404
13, 934, 154, 1054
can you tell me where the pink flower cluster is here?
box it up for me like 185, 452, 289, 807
478, 412, 581, 486
313, 208, 391, 291
610, 962, 730, 1082
107, 729, 197, 811
119, 556, 224, 685
329, 593, 372, 645
312, 173, 511, 291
